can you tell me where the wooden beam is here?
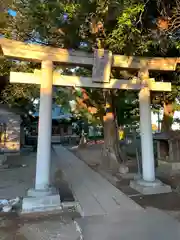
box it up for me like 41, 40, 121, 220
113, 55, 179, 71
10, 72, 171, 91
148, 81, 171, 91
0, 38, 93, 64
1, 38, 179, 70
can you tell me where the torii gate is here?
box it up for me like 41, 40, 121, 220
0, 38, 178, 212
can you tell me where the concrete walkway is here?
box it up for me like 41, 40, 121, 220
53, 145, 141, 216
20, 145, 180, 239
76, 208, 180, 240
1, 145, 180, 239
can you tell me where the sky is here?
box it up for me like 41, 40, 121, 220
151, 110, 180, 130
8, 9, 16, 17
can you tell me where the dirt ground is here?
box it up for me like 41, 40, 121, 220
0, 150, 36, 200
0, 147, 74, 202
0, 147, 77, 239
71, 143, 180, 221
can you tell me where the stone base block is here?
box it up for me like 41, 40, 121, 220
130, 179, 172, 195
22, 192, 61, 214
27, 188, 54, 197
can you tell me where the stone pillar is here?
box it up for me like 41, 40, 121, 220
139, 87, 155, 182
130, 69, 171, 194
35, 60, 53, 191
22, 60, 61, 213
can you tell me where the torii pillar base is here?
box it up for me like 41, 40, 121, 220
21, 188, 62, 214
130, 179, 171, 195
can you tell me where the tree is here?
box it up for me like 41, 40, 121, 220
1, 0, 180, 170
107, 0, 180, 131
0, 2, 40, 115
0, 0, 13, 34
0, 58, 40, 113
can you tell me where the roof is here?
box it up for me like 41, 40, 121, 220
154, 131, 180, 140
32, 105, 72, 120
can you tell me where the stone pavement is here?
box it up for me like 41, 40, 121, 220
76, 208, 180, 240
1, 145, 180, 239
15, 207, 180, 240
53, 145, 141, 216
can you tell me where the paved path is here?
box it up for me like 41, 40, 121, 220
1, 145, 180, 239
1, 207, 178, 240
19, 145, 180, 240
53, 145, 141, 216
76, 208, 180, 240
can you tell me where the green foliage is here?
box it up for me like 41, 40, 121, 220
0, 0, 13, 34
54, 87, 73, 112
63, 3, 81, 19
107, 4, 149, 54
1, 83, 39, 111
0, 59, 40, 112
1, 0, 180, 126
114, 91, 139, 126
0, 58, 11, 76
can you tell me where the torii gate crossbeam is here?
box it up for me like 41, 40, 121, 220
0, 38, 180, 70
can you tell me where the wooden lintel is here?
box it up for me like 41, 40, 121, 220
0, 38, 92, 65
113, 56, 179, 71
0, 38, 179, 70
148, 81, 171, 91
10, 72, 171, 91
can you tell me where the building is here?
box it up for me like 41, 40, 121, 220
30, 104, 74, 143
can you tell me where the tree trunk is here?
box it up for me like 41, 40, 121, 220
102, 91, 127, 173
161, 102, 174, 132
